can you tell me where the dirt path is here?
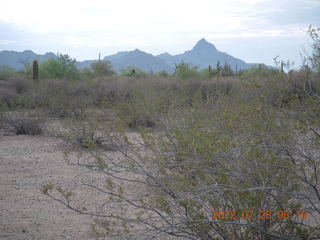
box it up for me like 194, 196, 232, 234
0, 134, 100, 240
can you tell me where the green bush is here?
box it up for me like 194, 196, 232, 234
174, 62, 198, 80
120, 66, 147, 78
40, 54, 80, 80
307, 25, 320, 73
240, 64, 278, 79
90, 60, 115, 77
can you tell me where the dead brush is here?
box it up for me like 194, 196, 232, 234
2, 111, 45, 135
64, 120, 103, 149
61, 117, 123, 151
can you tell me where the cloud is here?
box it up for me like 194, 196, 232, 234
0, 40, 12, 45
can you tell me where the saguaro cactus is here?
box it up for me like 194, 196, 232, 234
32, 60, 39, 81
216, 61, 221, 76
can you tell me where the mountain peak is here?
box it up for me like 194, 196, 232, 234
133, 48, 143, 53
192, 38, 217, 52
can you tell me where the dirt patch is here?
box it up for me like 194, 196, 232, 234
0, 134, 102, 240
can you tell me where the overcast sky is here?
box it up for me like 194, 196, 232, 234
0, 0, 319, 66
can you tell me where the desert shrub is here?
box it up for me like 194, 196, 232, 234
115, 102, 157, 128
62, 118, 104, 149
198, 68, 211, 79
0, 76, 33, 108
173, 77, 240, 107
2, 111, 45, 135
80, 67, 92, 79
112, 77, 172, 129
120, 66, 148, 78
247, 69, 320, 108
19, 79, 93, 118
89, 77, 130, 105
0, 89, 19, 108
198, 68, 220, 79
174, 62, 198, 80
44, 82, 93, 118
9, 75, 32, 94
214, 77, 240, 96
241, 64, 278, 79
155, 70, 169, 77
90, 60, 115, 77
0, 65, 16, 81
0, 78, 92, 117
220, 62, 234, 76
141, 95, 319, 239
114, 94, 163, 129
57, 114, 127, 153
0, 102, 6, 127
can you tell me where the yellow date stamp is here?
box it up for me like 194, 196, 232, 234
211, 210, 308, 220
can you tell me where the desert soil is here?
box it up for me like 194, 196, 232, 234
0, 129, 113, 240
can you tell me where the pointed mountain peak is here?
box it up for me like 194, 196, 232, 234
198, 38, 209, 43
192, 38, 217, 52
133, 48, 144, 53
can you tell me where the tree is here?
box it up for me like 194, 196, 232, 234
90, 60, 115, 77
40, 54, 80, 80
307, 25, 320, 73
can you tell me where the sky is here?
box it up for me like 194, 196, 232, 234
0, 0, 319, 66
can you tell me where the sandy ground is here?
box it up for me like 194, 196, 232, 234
0, 131, 109, 240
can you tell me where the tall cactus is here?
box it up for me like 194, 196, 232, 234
32, 60, 39, 81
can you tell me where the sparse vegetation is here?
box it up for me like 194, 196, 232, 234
0, 65, 16, 81
1, 26, 320, 240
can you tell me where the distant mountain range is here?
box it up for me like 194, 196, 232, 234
0, 50, 56, 70
0, 39, 263, 73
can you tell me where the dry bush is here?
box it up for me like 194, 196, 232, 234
0, 88, 19, 108
9, 75, 33, 94
2, 111, 45, 135
25, 79, 94, 118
